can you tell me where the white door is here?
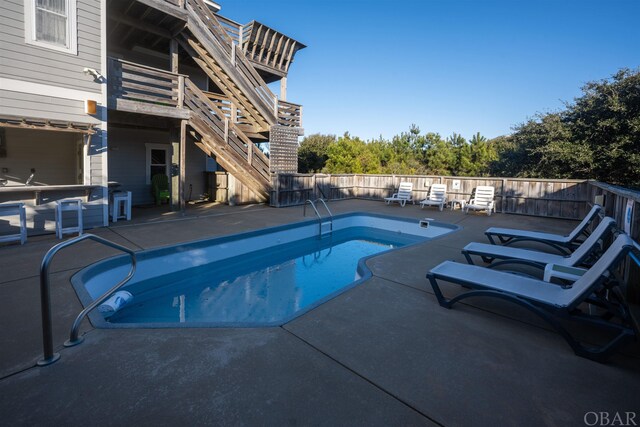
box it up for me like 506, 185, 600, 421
145, 143, 170, 184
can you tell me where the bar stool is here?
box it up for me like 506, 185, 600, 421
55, 199, 83, 239
111, 191, 132, 222
0, 202, 27, 245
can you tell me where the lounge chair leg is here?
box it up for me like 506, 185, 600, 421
462, 251, 476, 265
480, 255, 494, 264
426, 273, 634, 362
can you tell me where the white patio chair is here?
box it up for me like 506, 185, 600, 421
419, 184, 447, 211
463, 186, 495, 216
384, 182, 414, 207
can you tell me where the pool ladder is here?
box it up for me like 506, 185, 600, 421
304, 198, 333, 237
37, 233, 137, 366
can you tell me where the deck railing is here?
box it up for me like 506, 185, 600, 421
108, 57, 185, 109
185, 80, 270, 182
216, 15, 243, 45
277, 101, 302, 128
203, 92, 253, 128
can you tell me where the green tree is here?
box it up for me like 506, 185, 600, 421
447, 133, 472, 175
567, 68, 640, 185
324, 133, 368, 173
488, 135, 523, 177
423, 133, 455, 175
298, 133, 335, 173
468, 132, 498, 176
494, 68, 640, 185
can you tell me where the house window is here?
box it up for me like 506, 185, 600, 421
25, 0, 78, 55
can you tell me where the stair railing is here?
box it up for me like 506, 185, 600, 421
184, 0, 278, 118
184, 79, 271, 183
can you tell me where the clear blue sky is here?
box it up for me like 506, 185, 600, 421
220, 0, 640, 141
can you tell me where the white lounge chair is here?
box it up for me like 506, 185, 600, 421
485, 204, 603, 253
427, 234, 637, 362
419, 184, 447, 211
462, 217, 616, 271
463, 186, 495, 216
385, 182, 414, 207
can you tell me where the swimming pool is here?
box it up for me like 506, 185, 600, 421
73, 212, 458, 328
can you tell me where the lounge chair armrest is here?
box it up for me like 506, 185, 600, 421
543, 264, 588, 283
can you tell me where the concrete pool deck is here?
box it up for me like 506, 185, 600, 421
0, 199, 638, 425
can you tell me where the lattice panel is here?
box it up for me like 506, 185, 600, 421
269, 125, 299, 173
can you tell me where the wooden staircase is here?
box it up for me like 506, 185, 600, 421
181, 0, 278, 132
184, 79, 270, 200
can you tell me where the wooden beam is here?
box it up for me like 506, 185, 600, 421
258, 26, 271, 64
136, 0, 188, 21
250, 25, 262, 59
277, 38, 291, 69
109, 98, 191, 119
264, 31, 278, 65
271, 34, 284, 68
108, 10, 173, 39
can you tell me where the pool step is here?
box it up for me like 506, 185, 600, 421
320, 221, 333, 237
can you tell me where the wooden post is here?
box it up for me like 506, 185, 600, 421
170, 39, 179, 73
180, 120, 187, 213
230, 103, 237, 124
280, 77, 287, 102
501, 178, 507, 214
177, 75, 184, 108
298, 105, 303, 128
170, 127, 180, 211
231, 43, 236, 66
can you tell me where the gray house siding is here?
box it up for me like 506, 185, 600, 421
0, 90, 102, 124
0, 0, 108, 233
185, 141, 208, 201
0, 0, 102, 93
108, 126, 171, 206
108, 126, 210, 206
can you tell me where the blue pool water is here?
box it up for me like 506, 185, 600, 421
108, 228, 421, 326
73, 213, 458, 327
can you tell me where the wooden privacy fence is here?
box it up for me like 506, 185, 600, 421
271, 173, 592, 220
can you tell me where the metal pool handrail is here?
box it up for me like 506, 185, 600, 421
38, 233, 137, 366
303, 198, 333, 236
